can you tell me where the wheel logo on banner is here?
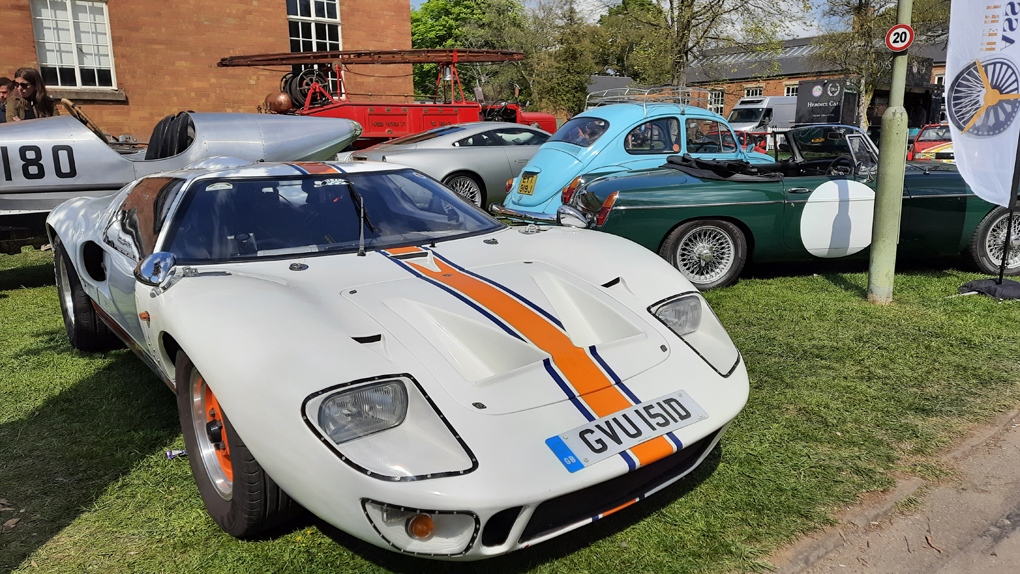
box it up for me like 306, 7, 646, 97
949, 58, 1020, 137
886, 24, 914, 52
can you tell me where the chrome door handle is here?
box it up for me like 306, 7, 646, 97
788, 187, 811, 194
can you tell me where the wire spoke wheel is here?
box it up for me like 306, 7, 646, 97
983, 212, 1020, 270
444, 174, 483, 207
190, 370, 233, 500
675, 225, 736, 283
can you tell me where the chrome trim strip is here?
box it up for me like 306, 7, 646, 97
615, 200, 782, 210
489, 202, 558, 223
904, 193, 972, 199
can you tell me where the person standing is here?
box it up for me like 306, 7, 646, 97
6, 68, 58, 122
0, 78, 13, 124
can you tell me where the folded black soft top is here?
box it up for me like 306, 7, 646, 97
662, 154, 784, 182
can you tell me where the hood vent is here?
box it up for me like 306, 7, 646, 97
532, 271, 643, 348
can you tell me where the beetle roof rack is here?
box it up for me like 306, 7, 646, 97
585, 86, 711, 116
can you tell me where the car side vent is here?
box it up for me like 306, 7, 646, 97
351, 334, 383, 344
601, 277, 621, 288
391, 251, 429, 261
82, 241, 106, 282
482, 506, 522, 547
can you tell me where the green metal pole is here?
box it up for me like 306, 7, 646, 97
867, 0, 913, 304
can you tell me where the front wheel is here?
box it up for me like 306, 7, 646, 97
968, 207, 1020, 275
53, 238, 122, 352
176, 351, 302, 537
659, 220, 747, 290
443, 173, 486, 207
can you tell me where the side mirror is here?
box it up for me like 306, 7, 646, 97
135, 252, 177, 287
557, 205, 590, 229
778, 143, 790, 152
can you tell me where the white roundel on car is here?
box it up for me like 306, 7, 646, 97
799, 180, 875, 258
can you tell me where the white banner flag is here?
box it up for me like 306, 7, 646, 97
946, 1, 1020, 207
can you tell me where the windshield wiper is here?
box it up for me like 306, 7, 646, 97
345, 180, 376, 257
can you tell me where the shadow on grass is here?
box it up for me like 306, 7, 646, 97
741, 255, 965, 296
0, 261, 55, 291
307, 445, 723, 573
0, 343, 179, 572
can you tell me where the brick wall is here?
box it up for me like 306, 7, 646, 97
0, 0, 412, 139
703, 75, 843, 118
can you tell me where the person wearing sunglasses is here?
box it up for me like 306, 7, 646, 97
6, 68, 58, 122
0, 77, 13, 124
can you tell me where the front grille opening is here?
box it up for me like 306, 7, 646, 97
519, 431, 718, 543
482, 506, 522, 547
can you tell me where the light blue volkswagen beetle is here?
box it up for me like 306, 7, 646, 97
492, 90, 773, 222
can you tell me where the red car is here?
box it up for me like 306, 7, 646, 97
908, 123, 953, 161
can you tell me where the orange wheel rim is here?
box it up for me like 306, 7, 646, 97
203, 382, 233, 482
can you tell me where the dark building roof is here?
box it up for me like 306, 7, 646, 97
688, 35, 946, 85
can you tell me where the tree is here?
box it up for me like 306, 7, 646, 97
812, 0, 950, 129
595, 0, 671, 84
410, 0, 485, 96
532, 0, 601, 115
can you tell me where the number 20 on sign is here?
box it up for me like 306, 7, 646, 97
886, 24, 914, 53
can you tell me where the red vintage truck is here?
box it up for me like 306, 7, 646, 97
217, 49, 558, 149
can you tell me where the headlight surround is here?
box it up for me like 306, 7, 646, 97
651, 293, 741, 376
315, 380, 408, 444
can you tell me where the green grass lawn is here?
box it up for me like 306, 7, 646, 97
2, 248, 1019, 573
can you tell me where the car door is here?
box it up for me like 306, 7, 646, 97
490, 127, 550, 178
901, 164, 983, 256
450, 130, 514, 196
101, 176, 185, 347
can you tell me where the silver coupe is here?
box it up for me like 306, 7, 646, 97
341, 122, 550, 207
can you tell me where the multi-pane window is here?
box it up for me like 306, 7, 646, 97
785, 84, 798, 97
709, 90, 725, 114
31, 0, 117, 89
287, 0, 342, 95
744, 86, 763, 97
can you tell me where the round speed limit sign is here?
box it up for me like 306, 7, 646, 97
886, 24, 914, 52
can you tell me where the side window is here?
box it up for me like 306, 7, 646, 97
490, 128, 549, 146
104, 176, 184, 261
684, 119, 737, 154
624, 118, 681, 154
454, 132, 498, 147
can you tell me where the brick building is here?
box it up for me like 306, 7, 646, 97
0, 0, 413, 139
689, 36, 946, 128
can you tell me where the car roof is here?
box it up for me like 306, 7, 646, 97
152, 160, 409, 182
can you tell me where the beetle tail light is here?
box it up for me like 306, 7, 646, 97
560, 176, 584, 205
506, 178, 514, 193
594, 191, 619, 227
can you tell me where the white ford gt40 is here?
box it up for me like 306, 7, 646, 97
46, 159, 749, 560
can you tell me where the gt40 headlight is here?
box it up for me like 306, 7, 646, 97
651, 294, 741, 376
316, 380, 408, 444
303, 375, 476, 480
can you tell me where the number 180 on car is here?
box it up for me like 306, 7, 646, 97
545, 390, 709, 472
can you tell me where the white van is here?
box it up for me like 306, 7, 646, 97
727, 96, 797, 133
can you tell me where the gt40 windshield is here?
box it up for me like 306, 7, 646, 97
164, 169, 501, 262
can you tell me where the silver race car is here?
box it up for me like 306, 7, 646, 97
341, 122, 550, 208
0, 111, 361, 253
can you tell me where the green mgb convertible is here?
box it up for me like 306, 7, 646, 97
560, 125, 1018, 290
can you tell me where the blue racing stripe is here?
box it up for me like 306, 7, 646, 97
589, 345, 645, 405
620, 451, 637, 471
543, 359, 594, 421
431, 251, 565, 330
666, 432, 683, 450
289, 163, 310, 175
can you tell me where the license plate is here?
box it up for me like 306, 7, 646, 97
545, 390, 708, 473
518, 173, 537, 195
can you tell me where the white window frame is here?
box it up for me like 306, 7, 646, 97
31, 0, 117, 90
744, 86, 763, 97
287, 0, 343, 95
709, 90, 725, 115
784, 84, 798, 97
935, 73, 945, 85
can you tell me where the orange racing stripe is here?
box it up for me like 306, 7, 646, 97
289, 162, 343, 174
401, 253, 675, 467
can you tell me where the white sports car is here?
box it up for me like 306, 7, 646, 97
46, 159, 749, 560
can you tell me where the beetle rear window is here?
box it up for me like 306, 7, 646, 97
550, 117, 609, 147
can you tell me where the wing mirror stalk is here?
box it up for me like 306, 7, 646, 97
135, 252, 177, 290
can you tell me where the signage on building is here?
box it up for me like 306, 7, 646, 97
795, 78, 858, 126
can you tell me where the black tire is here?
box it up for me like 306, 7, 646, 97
443, 172, 486, 207
53, 238, 123, 352
176, 351, 302, 537
968, 207, 1020, 275
659, 219, 747, 290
